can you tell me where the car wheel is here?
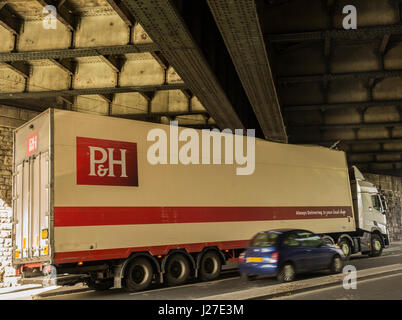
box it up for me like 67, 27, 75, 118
277, 263, 295, 283
338, 238, 352, 260
86, 278, 114, 291
369, 234, 383, 257
330, 255, 343, 274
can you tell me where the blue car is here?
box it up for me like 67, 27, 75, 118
239, 229, 345, 282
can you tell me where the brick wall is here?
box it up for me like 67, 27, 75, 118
365, 173, 402, 242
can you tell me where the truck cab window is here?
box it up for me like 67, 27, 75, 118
371, 195, 382, 212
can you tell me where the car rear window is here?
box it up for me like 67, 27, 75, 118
250, 232, 279, 248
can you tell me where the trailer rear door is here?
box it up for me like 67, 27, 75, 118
13, 111, 52, 265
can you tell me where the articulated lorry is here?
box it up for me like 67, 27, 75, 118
11, 109, 389, 291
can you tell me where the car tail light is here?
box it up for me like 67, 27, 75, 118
263, 252, 278, 264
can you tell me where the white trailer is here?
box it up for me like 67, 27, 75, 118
12, 109, 389, 291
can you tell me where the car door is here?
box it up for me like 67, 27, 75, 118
281, 232, 307, 272
296, 231, 328, 271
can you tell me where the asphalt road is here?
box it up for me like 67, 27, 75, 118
38, 243, 402, 300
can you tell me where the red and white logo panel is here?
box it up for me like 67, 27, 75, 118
76, 137, 138, 186
27, 133, 38, 156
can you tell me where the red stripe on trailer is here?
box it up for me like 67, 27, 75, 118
54, 206, 353, 227
53, 240, 249, 264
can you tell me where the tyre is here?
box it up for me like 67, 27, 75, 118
330, 255, 343, 274
199, 251, 222, 281
277, 263, 296, 283
165, 254, 190, 286
369, 234, 383, 257
123, 257, 154, 292
86, 278, 114, 291
322, 236, 334, 245
338, 238, 352, 260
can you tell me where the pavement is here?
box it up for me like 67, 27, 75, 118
0, 241, 401, 300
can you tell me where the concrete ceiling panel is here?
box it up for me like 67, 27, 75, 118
371, 163, 394, 171
284, 110, 322, 125
73, 57, 117, 88
166, 66, 183, 84
333, 0, 399, 28
75, 94, 109, 115
120, 54, 164, 86
357, 127, 389, 140
384, 43, 402, 70
392, 126, 402, 138
0, 66, 26, 92
68, 0, 111, 11
0, 27, 14, 52
351, 143, 381, 152
364, 106, 401, 123
321, 128, 355, 141
112, 92, 148, 115
376, 153, 402, 162
262, 0, 329, 33
191, 96, 206, 112
132, 23, 153, 44
331, 43, 380, 73
274, 45, 326, 76
18, 20, 71, 51
28, 64, 70, 92
373, 78, 402, 100
176, 114, 207, 126
348, 153, 374, 162
151, 90, 188, 114
383, 141, 402, 151
328, 79, 369, 103
278, 83, 325, 105
6, 1, 46, 20
75, 15, 129, 47
324, 108, 361, 124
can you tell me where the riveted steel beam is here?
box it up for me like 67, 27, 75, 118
121, 0, 244, 131
106, 0, 135, 26
207, 0, 287, 143
0, 83, 187, 99
0, 44, 159, 62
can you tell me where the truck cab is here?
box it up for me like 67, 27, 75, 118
350, 166, 389, 254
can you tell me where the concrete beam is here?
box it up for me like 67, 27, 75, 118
0, 83, 187, 99
0, 61, 30, 78
0, 44, 158, 62
207, 0, 287, 142
36, 0, 77, 31
0, 4, 21, 35
121, 0, 244, 131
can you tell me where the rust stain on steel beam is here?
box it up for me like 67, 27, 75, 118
121, 0, 244, 131
207, 0, 287, 143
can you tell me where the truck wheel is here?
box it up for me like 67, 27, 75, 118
86, 278, 114, 291
330, 255, 343, 274
165, 254, 190, 286
124, 257, 153, 292
199, 251, 222, 281
338, 239, 352, 260
369, 234, 383, 257
277, 263, 295, 283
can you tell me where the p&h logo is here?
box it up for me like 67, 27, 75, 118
76, 137, 138, 187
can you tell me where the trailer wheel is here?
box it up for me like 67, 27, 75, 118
369, 234, 383, 257
199, 251, 222, 281
165, 254, 190, 286
338, 238, 352, 260
123, 257, 153, 292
